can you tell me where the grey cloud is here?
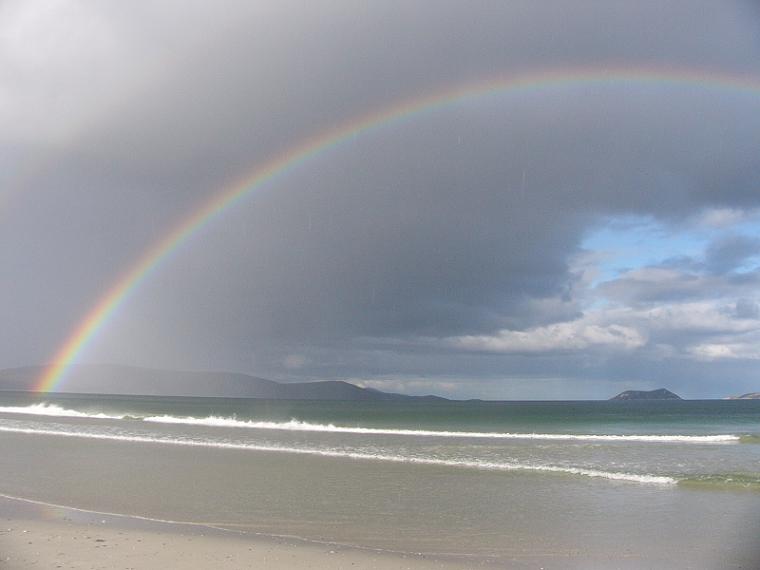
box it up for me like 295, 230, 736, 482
704, 234, 760, 274
598, 268, 743, 305
735, 298, 760, 319
599, 233, 760, 307
3, 1, 760, 397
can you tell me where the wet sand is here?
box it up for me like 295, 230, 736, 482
2, 407, 759, 569
0, 496, 471, 570
0, 521, 469, 570
0, 495, 653, 570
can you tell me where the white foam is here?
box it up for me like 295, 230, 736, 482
0, 403, 124, 420
142, 414, 739, 443
0, 425, 677, 485
0, 405, 739, 443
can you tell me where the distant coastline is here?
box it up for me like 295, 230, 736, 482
1, 364, 758, 401
726, 392, 760, 400
0, 364, 446, 402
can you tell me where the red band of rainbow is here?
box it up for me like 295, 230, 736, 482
35, 66, 760, 392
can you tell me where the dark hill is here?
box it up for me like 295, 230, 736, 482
0, 364, 447, 402
609, 388, 682, 401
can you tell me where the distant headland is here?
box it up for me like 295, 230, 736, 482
726, 392, 760, 400
2, 365, 757, 401
609, 388, 682, 401
0, 364, 447, 402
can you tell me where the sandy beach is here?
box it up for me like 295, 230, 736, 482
0, 494, 660, 570
1, 398, 759, 569
5, 361, 760, 568
0, 496, 474, 570
1, 522, 465, 570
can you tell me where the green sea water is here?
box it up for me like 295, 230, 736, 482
1, 390, 759, 432
1, 391, 759, 567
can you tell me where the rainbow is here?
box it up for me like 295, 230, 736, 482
36, 65, 760, 392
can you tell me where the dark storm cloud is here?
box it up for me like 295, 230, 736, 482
122, 86, 760, 340
3, 0, 760, 397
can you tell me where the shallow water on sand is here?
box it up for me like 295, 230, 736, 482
1, 393, 759, 566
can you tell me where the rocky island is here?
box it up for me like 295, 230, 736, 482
609, 388, 682, 401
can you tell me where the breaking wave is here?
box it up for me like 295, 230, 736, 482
0, 404, 744, 443
143, 415, 739, 443
0, 425, 676, 485
0, 403, 125, 420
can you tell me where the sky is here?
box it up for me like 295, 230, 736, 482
2, 0, 760, 399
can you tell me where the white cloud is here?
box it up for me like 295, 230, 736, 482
695, 207, 757, 229
634, 302, 760, 334
449, 320, 646, 354
688, 340, 760, 361
443, 299, 760, 360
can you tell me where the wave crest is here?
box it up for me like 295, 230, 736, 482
0, 404, 742, 443
0, 403, 124, 420
143, 414, 739, 443
0, 425, 676, 485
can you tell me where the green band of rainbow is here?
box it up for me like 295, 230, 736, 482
36, 65, 760, 392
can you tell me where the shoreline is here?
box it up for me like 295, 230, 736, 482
0, 494, 489, 569
2, 397, 759, 569
0, 494, 661, 569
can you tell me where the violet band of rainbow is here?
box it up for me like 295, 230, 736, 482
36, 65, 760, 392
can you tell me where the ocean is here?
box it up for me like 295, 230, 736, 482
1, 391, 759, 567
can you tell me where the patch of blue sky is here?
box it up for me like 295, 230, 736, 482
582, 210, 760, 284
582, 215, 703, 283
